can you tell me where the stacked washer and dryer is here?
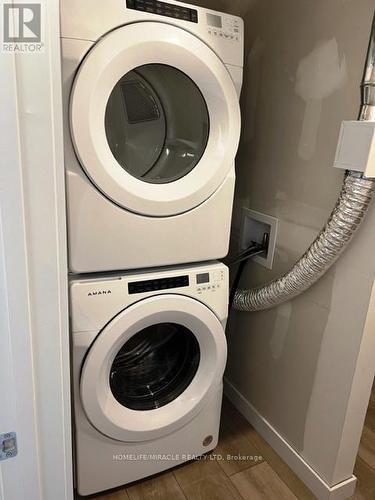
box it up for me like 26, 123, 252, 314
61, 0, 243, 495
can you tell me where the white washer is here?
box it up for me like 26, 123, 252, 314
61, 0, 244, 273
70, 261, 229, 495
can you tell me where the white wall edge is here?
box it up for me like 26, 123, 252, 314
0, 1, 73, 498
224, 378, 357, 500
332, 278, 375, 482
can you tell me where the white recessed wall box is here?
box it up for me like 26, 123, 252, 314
240, 208, 278, 270
334, 121, 375, 178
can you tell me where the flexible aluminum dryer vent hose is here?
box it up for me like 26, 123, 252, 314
233, 14, 375, 312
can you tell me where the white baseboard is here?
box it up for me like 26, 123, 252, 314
224, 379, 357, 500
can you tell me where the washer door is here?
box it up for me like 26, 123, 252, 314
70, 22, 240, 217
80, 295, 227, 442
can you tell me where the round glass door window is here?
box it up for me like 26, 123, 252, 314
109, 323, 200, 411
105, 64, 209, 184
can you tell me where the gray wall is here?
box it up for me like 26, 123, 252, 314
189, 0, 375, 487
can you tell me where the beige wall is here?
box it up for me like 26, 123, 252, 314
189, 0, 375, 488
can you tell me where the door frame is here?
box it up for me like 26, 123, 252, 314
0, 1, 73, 499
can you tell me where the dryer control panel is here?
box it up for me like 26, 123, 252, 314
206, 12, 241, 42
61, 0, 244, 69
126, 0, 198, 23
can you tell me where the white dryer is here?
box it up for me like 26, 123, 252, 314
61, 0, 243, 273
70, 262, 228, 495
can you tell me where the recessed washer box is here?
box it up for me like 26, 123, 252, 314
240, 208, 278, 270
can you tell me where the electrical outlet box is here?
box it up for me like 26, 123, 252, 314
240, 208, 278, 269
334, 121, 375, 177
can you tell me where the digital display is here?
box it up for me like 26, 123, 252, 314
196, 273, 210, 284
128, 275, 189, 294
206, 13, 222, 28
126, 0, 198, 23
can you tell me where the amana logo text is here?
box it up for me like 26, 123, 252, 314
87, 290, 112, 297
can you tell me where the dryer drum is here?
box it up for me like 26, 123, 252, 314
121, 80, 161, 124
105, 63, 210, 184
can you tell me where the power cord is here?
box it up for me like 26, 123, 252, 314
228, 233, 269, 309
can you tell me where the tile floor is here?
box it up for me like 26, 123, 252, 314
78, 386, 375, 500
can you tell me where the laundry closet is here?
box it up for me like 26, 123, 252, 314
1, 1, 375, 499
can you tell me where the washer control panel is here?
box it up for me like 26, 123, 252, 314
196, 268, 225, 295
206, 12, 241, 42
127, 269, 225, 296
129, 275, 189, 294
70, 262, 229, 331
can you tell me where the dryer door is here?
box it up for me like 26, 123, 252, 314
80, 295, 227, 442
70, 22, 240, 217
